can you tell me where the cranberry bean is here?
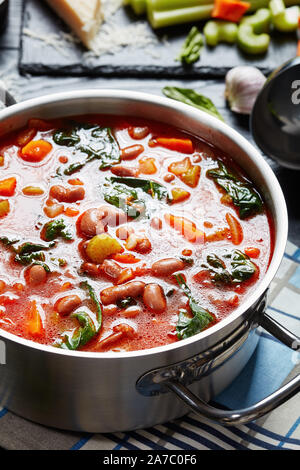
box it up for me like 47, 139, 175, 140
80, 262, 99, 277
66, 187, 85, 203
101, 260, 123, 280
121, 305, 142, 318
128, 126, 150, 140
151, 258, 185, 277
55, 295, 82, 316
111, 165, 139, 177
100, 281, 145, 305
136, 238, 152, 254
143, 283, 167, 314
28, 265, 47, 286
121, 145, 144, 160
80, 208, 106, 238
49, 185, 67, 201
50, 185, 85, 203
164, 173, 175, 183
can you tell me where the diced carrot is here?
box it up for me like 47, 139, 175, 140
59, 156, 68, 164
205, 227, 230, 242
154, 137, 194, 154
165, 214, 205, 244
26, 300, 44, 337
13, 283, 24, 292
226, 212, 243, 245
139, 157, 157, 175
0, 177, 16, 197
244, 247, 260, 258
0, 200, 10, 217
60, 282, 73, 291
0, 280, 6, 294
171, 187, 190, 203
117, 268, 135, 285
212, 0, 250, 22
0, 156, 4, 166
21, 140, 52, 162
297, 39, 300, 57
64, 207, 80, 217
111, 253, 141, 264
22, 186, 44, 196
68, 178, 84, 186
16, 128, 37, 147
168, 158, 191, 176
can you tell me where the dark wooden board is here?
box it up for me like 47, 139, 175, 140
20, 0, 296, 77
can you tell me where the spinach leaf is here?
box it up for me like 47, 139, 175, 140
163, 86, 224, 122
175, 274, 214, 340
177, 27, 204, 65
207, 161, 263, 219
58, 281, 102, 351
44, 219, 73, 241
0, 239, 55, 266
109, 177, 169, 201
203, 249, 256, 285
103, 180, 145, 219
53, 124, 120, 175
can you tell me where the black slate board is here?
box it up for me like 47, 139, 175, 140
20, 0, 296, 77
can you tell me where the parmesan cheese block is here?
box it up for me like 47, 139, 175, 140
45, 0, 103, 50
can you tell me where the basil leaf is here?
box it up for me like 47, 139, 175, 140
53, 124, 120, 175
103, 180, 145, 219
80, 281, 102, 327
44, 219, 73, 241
13, 241, 55, 266
207, 161, 263, 219
177, 27, 204, 65
163, 86, 224, 122
175, 274, 213, 340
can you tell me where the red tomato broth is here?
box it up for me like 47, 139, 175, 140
0, 115, 274, 352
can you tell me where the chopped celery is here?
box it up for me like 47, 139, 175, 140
237, 23, 270, 54
241, 8, 271, 33
147, 5, 214, 29
130, 0, 147, 15
204, 20, 238, 47
147, 0, 213, 9
270, 0, 299, 32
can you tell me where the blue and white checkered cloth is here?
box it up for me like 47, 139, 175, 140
0, 241, 299, 450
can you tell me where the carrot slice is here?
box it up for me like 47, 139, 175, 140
21, 140, 52, 162
212, 0, 250, 22
226, 212, 243, 245
154, 137, 194, 154
168, 157, 200, 188
244, 247, 260, 258
26, 300, 44, 337
0, 177, 17, 197
111, 253, 141, 264
165, 214, 205, 243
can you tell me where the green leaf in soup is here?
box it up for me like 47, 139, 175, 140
162, 86, 224, 122
176, 308, 213, 340
60, 312, 98, 350
207, 161, 263, 219
174, 274, 214, 340
204, 249, 256, 285
53, 124, 120, 175
44, 219, 73, 242
109, 176, 169, 201
80, 281, 102, 327
103, 180, 145, 219
177, 26, 204, 65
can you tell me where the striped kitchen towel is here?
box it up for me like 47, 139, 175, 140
0, 240, 299, 451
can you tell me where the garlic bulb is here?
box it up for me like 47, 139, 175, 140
225, 66, 266, 115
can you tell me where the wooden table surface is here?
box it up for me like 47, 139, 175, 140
1, 0, 299, 249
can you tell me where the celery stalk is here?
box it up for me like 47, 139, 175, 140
129, 0, 147, 15
270, 0, 299, 32
147, 0, 213, 10
147, 5, 214, 29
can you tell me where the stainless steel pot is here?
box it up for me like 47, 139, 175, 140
0, 90, 299, 433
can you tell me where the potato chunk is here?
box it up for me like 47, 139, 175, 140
86, 234, 123, 264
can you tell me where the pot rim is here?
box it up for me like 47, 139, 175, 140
0, 89, 288, 360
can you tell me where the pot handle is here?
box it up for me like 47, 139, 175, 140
166, 312, 300, 426
0, 84, 16, 108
